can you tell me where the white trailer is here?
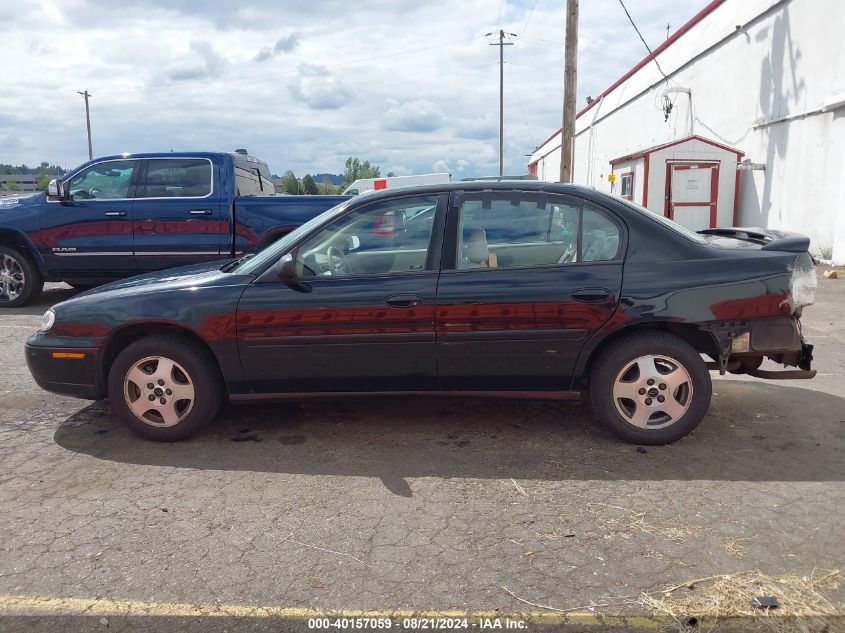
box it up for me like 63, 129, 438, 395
342, 173, 451, 196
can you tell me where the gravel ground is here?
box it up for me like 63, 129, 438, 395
0, 276, 842, 632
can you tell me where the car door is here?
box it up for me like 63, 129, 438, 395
236, 194, 445, 394
132, 157, 225, 271
435, 190, 624, 390
39, 159, 138, 277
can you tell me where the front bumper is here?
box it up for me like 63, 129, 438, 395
25, 343, 104, 400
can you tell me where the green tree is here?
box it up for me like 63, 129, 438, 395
342, 157, 380, 188
319, 177, 337, 195
386, 171, 396, 177
6, 178, 19, 191
280, 170, 300, 195
301, 174, 319, 195
36, 175, 51, 191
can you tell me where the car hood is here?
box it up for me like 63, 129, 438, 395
64, 260, 251, 302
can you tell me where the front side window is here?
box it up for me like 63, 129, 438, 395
139, 159, 212, 198
295, 196, 438, 278
67, 161, 137, 200
456, 193, 620, 269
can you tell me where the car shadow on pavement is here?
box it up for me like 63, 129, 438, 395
54, 380, 845, 496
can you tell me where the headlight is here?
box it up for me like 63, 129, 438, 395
39, 309, 56, 332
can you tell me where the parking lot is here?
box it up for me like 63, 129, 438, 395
1, 274, 843, 632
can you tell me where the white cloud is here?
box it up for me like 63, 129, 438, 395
254, 32, 300, 61
167, 40, 226, 81
0, 0, 709, 176
288, 63, 353, 110
382, 99, 445, 132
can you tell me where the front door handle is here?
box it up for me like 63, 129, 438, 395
572, 287, 613, 303
384, 293, 423, 308
190, 209, 212, 215
104, 210, 126, 217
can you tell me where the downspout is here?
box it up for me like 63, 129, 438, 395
585, 95, 604, 187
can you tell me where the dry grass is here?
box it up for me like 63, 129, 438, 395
638, 569, 842, 632
724, 536, 753, 560
592, 502, 695, 543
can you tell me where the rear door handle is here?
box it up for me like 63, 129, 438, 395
104, 210, 126, 217
384, 293, 423, 308
190, 209, 212, 215
572, 287, 613, 303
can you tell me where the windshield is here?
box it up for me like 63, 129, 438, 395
613, 195, 709, 244
235, 198, 355, 274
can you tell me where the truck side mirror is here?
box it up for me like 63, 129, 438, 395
275, 252, 311, 293
46, 179, 65, 199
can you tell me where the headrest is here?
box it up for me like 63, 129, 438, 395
464, 228, 489, 263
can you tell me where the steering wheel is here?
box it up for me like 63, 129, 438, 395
326, 245, 353, 276
557, 242, 577, 264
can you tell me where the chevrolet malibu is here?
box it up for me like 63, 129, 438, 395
25, 182, 817, 443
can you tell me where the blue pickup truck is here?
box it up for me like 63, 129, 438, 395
0, 151, 344, 306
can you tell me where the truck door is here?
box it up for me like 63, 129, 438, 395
39, 159, 138, 277
132, 157, 226, 271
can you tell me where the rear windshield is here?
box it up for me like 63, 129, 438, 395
614, 196, 709, 244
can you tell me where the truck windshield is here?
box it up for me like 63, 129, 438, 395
234, 198, 355, 274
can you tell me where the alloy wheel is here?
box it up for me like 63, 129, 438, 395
123, 356, 195, 427
612, 354, 693, 429
0, 253, 26, 303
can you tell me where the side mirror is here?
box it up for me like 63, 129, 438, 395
276, 253, 297, 282
46, 179, 65, 199
275, 252, 311, 292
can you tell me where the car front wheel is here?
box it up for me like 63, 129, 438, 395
0, 245, 43, 307
107, 336, 223, 441
589, 332, 712, 444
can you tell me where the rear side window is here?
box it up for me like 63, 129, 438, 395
456, 193, 621, 269
235, 164, 274, 196
139, 159, 212, 198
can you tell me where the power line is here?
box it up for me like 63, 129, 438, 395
519, 0, 541, 35
616, 0, 670, 84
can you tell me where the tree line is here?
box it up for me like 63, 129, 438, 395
276, 157, 395, 195
1, 162, 65, 191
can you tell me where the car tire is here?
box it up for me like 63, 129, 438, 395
589, 331, 712, 444
107, 335, 224, 441
0, 245, 43, 307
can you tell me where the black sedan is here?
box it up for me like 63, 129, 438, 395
26, 182, 817, 444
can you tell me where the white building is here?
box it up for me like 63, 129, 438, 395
529, 0, 845, 264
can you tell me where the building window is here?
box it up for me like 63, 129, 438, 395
620, 172, 634, 200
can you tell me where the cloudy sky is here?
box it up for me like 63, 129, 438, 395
1, 0, 706, 178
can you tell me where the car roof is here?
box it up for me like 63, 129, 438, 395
345, 180, 597, 204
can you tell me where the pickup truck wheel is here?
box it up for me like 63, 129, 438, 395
107, 336, 223, 441
0, 245, 43, 308
590, 332, 712, 444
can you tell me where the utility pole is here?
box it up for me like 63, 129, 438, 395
77, 90, 93, 160
488, 29, 515, 176
559, 0, 578, 183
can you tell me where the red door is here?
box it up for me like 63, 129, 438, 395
664, 162, 719, 230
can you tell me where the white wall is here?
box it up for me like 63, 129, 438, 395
530, 0, 845, 263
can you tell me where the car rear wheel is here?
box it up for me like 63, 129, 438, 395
589, 332, 712, 444
0, 245, 43, 308
107, 336, 223, 441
